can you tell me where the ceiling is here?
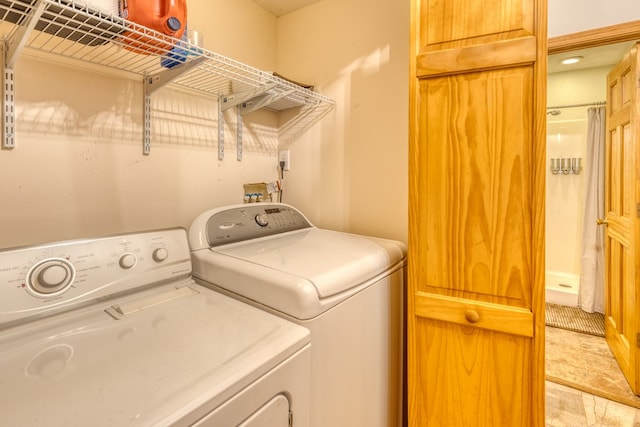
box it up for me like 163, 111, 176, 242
251, 0, 323, 16
548, 41, 637, 74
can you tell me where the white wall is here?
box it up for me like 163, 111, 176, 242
549, 0, 640, 37
546, 67, 609, 275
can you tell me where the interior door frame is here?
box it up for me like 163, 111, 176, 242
548, 20, 640, 54
546, 19, 640, 391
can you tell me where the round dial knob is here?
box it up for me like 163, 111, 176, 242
27, 258, 75, 297
118, 253, 137, 269
152, 248, 169, 262
255, 213, 269, 227
39, 264, 68, 287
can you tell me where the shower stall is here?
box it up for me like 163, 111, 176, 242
546, 101, 606, 310
546, 105, 586, 307
545, 61, 611, 311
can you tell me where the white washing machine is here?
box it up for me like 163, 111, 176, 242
189, 203, 406, 427
0, 228, 310, 426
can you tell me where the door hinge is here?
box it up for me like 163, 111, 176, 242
637, 203, 640, 218
637, 333, 640, 348
289, 411, 293, 427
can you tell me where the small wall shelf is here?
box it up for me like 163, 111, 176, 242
0, 0, 335, 154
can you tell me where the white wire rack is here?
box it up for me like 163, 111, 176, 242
0, 0, 335, 154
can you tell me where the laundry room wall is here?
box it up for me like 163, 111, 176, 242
275, 0, 409, 243
0, 0, 281, 248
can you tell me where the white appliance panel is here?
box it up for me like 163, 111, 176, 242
0, 228, 192, 327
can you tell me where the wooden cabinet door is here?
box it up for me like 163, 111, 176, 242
604, 43, 640, 395
408, 0, 547, 425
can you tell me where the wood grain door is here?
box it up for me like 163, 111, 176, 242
408, 0, 547, 425
604, 43, 640, 395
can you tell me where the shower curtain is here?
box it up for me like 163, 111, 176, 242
579, 106, 606, 314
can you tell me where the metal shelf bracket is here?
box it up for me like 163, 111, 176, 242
217, 96, 224, 160
2, 0, 46, 149
220, 83, 277, 112
2, 43, 15, 149
6, 0, 45, 68
144, 57, 205, 95
237, 108, 242, 161
220, 85, 294, 161
238, 89, 295, 115
142, 57, 206, 154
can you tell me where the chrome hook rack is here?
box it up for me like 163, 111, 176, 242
550, 157, 581, 175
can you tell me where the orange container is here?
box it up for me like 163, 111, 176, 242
119, 0, 187, 54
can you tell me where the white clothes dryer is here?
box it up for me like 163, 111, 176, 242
189, 203, 406, 427
0, 228, 310, 427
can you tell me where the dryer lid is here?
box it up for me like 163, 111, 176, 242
213, 228, 406, 298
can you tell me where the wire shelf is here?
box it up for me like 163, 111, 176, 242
0, 0, 335, 147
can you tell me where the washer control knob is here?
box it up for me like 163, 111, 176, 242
152, 248, 169, 262
118, 253, 137, 269
255, 213, 269, 227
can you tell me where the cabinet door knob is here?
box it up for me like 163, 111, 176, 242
464, 309, 480, 324
596, 218, 608, 225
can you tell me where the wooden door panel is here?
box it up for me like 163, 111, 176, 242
417, 68, 533, 305
419, 0, 534, 52
415, 0, 537, 78
413, 319, 532, 426
416, 38, 536, 77
606, 235, 631, 371
607, 238, 623, 328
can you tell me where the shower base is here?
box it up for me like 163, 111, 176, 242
545, 271, 579, 307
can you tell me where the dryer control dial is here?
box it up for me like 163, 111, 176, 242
27, 258, 75, 296
254, 213, 269, 227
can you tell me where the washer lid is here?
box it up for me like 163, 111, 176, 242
213, 228, 406, 299
0, 281, 309, 426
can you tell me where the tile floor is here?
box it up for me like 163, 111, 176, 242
545, 326, 640, 426
546, 381, 640, 426
546, 326, 640, 408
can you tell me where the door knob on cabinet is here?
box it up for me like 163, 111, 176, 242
464, 309, 480, 324
596, 218, 609, 225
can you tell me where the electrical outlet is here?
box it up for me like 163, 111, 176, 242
279, 149, 290, 171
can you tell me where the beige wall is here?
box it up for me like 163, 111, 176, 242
276, 0, 409, 242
